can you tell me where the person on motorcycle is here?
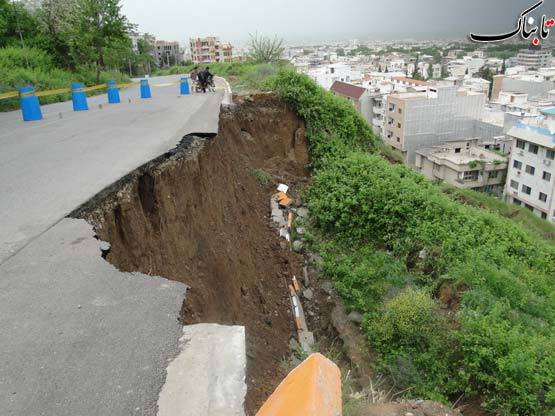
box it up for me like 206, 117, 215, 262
197, 67, 210, 93
201, 67, 214, 93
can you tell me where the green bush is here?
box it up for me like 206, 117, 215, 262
365, 288, 460, 401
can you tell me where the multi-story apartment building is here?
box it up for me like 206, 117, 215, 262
190, 37, 233, 64
384, 85, 497, 165
505, 107, 555, 222
155, 40, 181, 67
517, 47, 551, 69
415, 139, 508, 195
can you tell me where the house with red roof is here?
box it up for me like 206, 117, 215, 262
330, 81, 372, 123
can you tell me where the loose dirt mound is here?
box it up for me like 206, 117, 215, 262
73, 93, 310, 414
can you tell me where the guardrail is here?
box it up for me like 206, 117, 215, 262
0, 76, 220, 122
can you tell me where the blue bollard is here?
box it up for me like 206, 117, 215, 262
180, 76, 190, 95
19, 86, 43, 121
71, 82, 88, 111
140, 79, 151, 99
107, 80, 120, 104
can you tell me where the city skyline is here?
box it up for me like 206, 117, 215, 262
122, 0, 555, 46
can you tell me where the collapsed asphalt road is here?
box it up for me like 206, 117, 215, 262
0, 76, 223, 416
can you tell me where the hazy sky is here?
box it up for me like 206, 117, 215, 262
121, 0, 555, 46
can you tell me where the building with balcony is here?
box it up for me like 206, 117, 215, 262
504, 107, 555, 222
190, 37, 233, 64
415, 139, 508, 195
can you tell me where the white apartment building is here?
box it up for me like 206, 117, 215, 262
415, 139, 508, 195
505, 107, 555, 222
432, 64, 442, 79
308, 63, 352, 90
517, 47, 551, 69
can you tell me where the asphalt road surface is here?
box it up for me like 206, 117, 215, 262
0, 75, 226, 416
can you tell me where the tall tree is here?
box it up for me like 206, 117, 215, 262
248, 33, 284, 64
69, 0, 129, 82
37, 0, 76, 68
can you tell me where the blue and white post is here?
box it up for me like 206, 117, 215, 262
71, 82, 88, 111
140, 79, 151, 99
180, 76, 190, 95
107, 80, 120, 104
19, 86, 43, 121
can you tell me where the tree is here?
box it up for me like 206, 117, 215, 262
248, 32, 284, 64
500, 59, 506, 75
68, 0, 130, 82
336, 48, 345, 57
36, 0, 76, 68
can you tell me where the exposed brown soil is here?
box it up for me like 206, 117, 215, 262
72, 93, 310, 414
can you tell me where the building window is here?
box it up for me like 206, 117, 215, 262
398, 108, 402, 114
522, 184, 532, 195
525, 203, 534, 212
397, 122, 401, 128
455, 148, 461, 153
539, 192, 548, 202
525, 165, 536, 175
547, 149, 555, 160
529, 144, 539, 154
513, 198, 522, 206
510, 180, 519, 189
541, 212, 548, 219
463, 171, 479, 181
543, 171, 552, 181
396, 137, 400, 143
516, 140, 525, 149
488, 171, 499, 179
513, 160, 523, 169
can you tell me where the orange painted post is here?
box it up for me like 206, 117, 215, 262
256, 353, 342, 416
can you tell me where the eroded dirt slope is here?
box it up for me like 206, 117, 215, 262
72, 94, 310, 413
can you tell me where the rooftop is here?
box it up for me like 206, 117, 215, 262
508, 121, 555, 149
391, 76, 429, 86
330, 81, 367, 99
417, 144, 507, 166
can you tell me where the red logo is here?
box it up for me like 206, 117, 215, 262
533, 37, 540, 45
546, 18, 555, 27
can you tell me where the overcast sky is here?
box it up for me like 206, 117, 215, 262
121, 0, 555, 46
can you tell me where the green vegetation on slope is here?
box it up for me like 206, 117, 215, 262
268, 69, 555, 415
